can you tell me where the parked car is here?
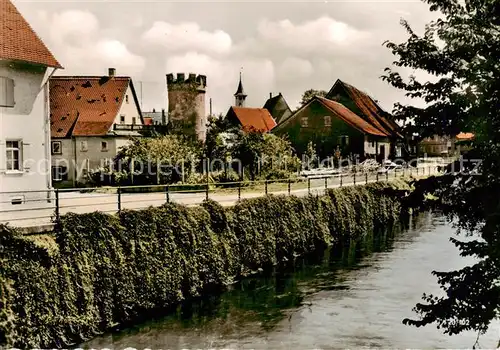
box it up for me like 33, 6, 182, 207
377, 161, 403, 174
354, 159, 380, 173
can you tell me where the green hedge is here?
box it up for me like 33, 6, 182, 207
0, 180, 411, 348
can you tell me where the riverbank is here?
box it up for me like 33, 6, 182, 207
0, 180, 411, 348
83, 212, 500, 349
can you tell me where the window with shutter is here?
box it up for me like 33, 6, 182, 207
0, 77, 15, 108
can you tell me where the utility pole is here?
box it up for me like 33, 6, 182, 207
140, 81, 143, 109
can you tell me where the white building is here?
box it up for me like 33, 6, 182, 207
50, 68, 144, 185
0, 0, 63, 211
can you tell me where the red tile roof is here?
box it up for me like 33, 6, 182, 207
50, 76, 132, 137
317, 97, 388, 137
143, 117, 153, 125
228, 106, 277, 132
0, 0, 62, 68
328, 80, 402, 138
456, 132, 474, 141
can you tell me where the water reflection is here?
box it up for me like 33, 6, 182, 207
82, 212, 499, 349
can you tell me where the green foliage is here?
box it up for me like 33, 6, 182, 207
94, 135, 201, 186
0, 181, 410, 348
233, 129, 301, 180
383, 0, 500, 337
298, 89, 328, 108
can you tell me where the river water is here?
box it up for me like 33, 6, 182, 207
83, 212, 499, 349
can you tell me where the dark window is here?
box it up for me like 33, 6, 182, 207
51, 141, 62, 155
52, 166, 68, 181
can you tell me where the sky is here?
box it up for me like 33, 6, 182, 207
16, 0, 437, 116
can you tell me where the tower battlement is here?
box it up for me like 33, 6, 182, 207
166, 72, 207, 91
166, 72, 208, 142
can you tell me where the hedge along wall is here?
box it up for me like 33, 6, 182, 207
0, 180, 411, 348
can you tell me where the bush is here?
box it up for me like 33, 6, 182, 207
0, 180, 411, 348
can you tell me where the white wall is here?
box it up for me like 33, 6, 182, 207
0, 60, 53, 211
113, 84, 142, 126
363, 136, 390, 160
52, 136, 134, 184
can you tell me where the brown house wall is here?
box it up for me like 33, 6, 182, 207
273, 100, 367, 159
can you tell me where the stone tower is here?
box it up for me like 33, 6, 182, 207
166, 72, 207, 141
234, 72, 247, 107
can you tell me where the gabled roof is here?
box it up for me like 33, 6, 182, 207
275, 96, 388, 137
0, 0, 62, 68
327, 79, 402, 138
263, 93, 292, 125
227, 106, 276, 132
50, 75, 141, 137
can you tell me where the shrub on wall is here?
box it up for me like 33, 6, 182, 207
0, 180, 410, 348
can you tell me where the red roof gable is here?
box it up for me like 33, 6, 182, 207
317, 97, 388, 137
327, 80, 402, 138
0, 0, 62, 68
50, 76, 132, 137
228, 106, 277, 132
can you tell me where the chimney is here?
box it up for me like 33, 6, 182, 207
152, 108, 156, 113
108, 68, 116, 77
269, 92, 272, 99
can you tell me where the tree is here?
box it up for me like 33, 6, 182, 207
298, 89, 327, 108
233, 128, 300, 180
111, 135, 201, 184
382, 0, 500, 341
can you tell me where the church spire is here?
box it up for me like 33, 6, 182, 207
234, 71, 247, 107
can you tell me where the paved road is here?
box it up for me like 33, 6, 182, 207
0, 167, 438, 230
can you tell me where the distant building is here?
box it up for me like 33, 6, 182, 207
326, 79, 404, 158
419, 135, 453, 156
166, 72, 207, 142
142, 108, 166, 125
455, 132, 474, 154
273, 96, 391, 160
0, 0, 62, 210
50, 68, 144, 185
225, 106, 276, 133
419, 132, 475, 157
263, 93, 292, 125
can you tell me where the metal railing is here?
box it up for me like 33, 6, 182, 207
0, 165, 440, 229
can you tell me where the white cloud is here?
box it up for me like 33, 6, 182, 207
278, 57, 313, 80
257, 16, 369, 53
165, 52, 274, 115
38, 10, 145, 76
48, 10, 99, 47
142, 21, 232, 55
